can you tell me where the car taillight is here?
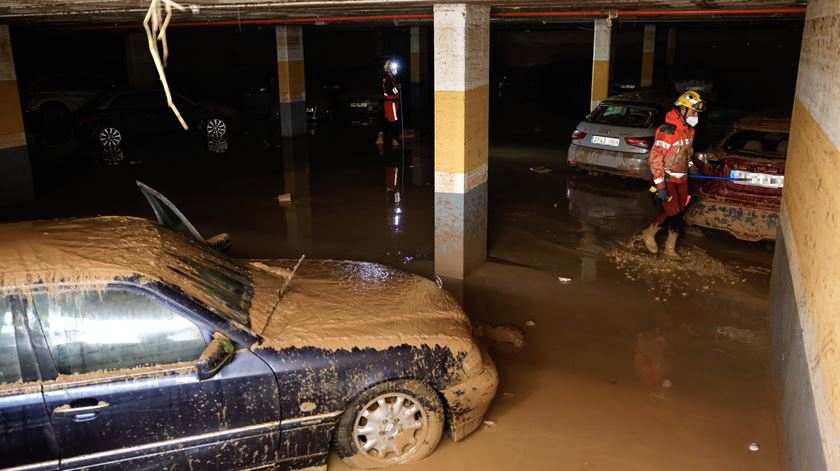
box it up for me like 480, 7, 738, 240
571, 129, 587, 140
625, 136, 653, 150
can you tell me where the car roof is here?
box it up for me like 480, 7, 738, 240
601, 91, 674, 110
0, 216, 173, 289
734, 113, 791, 133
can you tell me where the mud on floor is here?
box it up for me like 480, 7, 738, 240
607, 233, 749, 302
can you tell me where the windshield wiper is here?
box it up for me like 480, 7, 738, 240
260, 254, 306, 336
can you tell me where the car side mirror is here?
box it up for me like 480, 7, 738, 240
196, 334, 236, 380
206, 233, 232, 252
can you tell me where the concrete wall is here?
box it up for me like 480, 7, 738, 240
771, 1, 840, 469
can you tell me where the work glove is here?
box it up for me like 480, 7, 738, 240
656, 188, 671, 202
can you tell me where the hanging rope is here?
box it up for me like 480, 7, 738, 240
144, 0, 188, 130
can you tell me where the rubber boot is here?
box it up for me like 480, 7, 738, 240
641, 225, 660, 255
375, 131, 384, 145
391, 138, 401, 148
663, 230, 680, 259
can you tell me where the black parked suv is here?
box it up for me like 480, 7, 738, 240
76, 89, 233, 148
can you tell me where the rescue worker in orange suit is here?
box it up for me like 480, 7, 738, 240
376, 60, 402, 148
641, 91, 706, 258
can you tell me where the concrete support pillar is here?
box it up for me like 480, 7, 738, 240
433, 4, 489, 281
666, 27, 677, 66
590, 18, 612, 111
124, 32, 156, 88
410, 26, 429, 120
641, 24, 656, 88
276, 26, 306, 138
0, 26, 33, 206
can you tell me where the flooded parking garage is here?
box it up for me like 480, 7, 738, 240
4, 118, 782, 469
1, 2, 839, 471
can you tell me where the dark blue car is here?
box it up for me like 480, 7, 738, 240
0, 183, 498, 471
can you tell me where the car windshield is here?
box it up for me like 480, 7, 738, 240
585, 103, 661, 128
164, 240, 254, 328
722, 130, 789, 159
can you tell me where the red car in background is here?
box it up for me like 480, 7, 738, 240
685, 113, 789, 241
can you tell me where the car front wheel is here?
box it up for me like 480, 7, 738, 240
336, 379, 444, 469
206, 117, 227, 138
98, 126, 123, 148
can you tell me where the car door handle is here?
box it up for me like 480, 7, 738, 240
53, 401, 110, 422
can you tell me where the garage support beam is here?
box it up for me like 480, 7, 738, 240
666, 27, 677, 66
433, 4, 489, 282
0, 25, 33, 207
590, 18, 612, 111
641, 24, 655, 88
410, 25, 428, 122
276, 25, 306, 138
124, 32, 155, 88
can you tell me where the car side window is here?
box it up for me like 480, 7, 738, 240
33, 288, 207, 376
0, 295, 22, 385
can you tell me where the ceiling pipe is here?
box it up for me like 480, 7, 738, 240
36, 7, 806, 31
493, 7, 807, 18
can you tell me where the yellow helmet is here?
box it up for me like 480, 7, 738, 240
674, 91, 705, 112
384, 60, 398, 75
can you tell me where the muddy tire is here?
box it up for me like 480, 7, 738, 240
336, 379, 444, 469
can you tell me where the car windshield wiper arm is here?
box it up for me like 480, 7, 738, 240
260, 254, 305, 336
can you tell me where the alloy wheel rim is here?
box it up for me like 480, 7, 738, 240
353, 392, 429, 462
99, 127, 121, 147
207, 118, 226, 138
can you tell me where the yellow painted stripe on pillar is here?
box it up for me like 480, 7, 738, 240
641, 51, 654, 87
434, 85, 489, 176
277, 59, 306, 103
591, 60, 610, 102
0, 80, 24, 138
784, 97, 840, 434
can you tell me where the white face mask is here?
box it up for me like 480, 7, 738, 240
686, 116, 699, 127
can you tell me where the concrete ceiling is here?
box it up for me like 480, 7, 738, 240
0, 0, 806, 25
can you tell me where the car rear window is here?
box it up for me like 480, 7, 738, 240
585, 103, 661, 128
722, 130, 789, 159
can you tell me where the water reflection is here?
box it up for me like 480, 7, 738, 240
98, 145, 125, 166
280, 136, 312, 247
386, 166, 402, 235
206, 137, 229, 155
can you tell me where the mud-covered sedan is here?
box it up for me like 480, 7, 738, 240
0, 183, 497, 471
567, 91, 673, 179
685, 113, 789, 241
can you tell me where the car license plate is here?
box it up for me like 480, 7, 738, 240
730, 170, 784, 188
591, 135, 620, 147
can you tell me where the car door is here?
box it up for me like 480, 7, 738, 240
106, 92, 151, 136
0, 292, 60, 470
31, 284, 282, 470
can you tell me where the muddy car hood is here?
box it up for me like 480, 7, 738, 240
246, 259, 474, 352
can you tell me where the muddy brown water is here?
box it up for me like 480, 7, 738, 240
10, 127, 781, 470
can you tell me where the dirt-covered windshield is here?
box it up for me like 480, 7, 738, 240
163, 238, 254, 328
722, 130, 789, 159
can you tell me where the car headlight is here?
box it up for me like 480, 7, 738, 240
461, 343, 484, 378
